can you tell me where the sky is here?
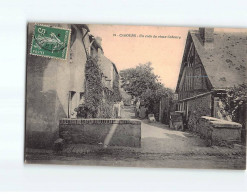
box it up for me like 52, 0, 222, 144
88, 24, 247, 90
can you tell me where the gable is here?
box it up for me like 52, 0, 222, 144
190, 30, 247, 89
176, 32, 212, 94
175, 32, 192, 93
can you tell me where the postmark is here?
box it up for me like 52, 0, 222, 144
30, 24, 71, 60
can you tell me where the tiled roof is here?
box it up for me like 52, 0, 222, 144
190, 30, 247, 89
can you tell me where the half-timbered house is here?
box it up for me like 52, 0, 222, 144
175, 28, 246, 130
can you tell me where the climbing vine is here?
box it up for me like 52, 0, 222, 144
221, 83, 247, 121
75, 56, 122, 118
84, 57, 103, 118
108, 76, 122, 103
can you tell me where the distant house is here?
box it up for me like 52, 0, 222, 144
88, 35, 120, 100
175, 28, 246, 130
25, 24, 119, 148
98, 52, 119, 94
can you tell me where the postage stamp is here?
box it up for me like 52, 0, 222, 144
30, 24, 71, 60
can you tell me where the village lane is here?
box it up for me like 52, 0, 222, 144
141, 120, 209, 154
120, 105, 212, 155
26, 105, 246, 169
120, 106, 246, 169
26, 118, 246, 169
125, 106, 244, 157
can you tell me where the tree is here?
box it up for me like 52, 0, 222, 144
141, 83, 173, 114
222, 83, 247, 122
120, 62, 160, 97
120, 62, 174, 115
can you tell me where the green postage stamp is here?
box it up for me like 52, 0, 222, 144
30, 24, 71, 60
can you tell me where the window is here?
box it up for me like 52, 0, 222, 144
68, 91, 76, 118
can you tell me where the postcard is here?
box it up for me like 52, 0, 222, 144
25, 23, 246, 169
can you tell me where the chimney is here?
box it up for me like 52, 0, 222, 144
95, 36, 103, 55
199, 28, 214, 44
95, 37, 102, 47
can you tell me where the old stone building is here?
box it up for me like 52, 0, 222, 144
25, 23, 119, 148
175, 28, 247, 132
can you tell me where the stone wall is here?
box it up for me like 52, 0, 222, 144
59, 119, 141, 148
198, 116, 242, 146
187, 93, 212, 131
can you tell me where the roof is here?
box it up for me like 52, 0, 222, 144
111, 62, 118, 75
98, 55, 115, 79
191, 30, 247, 89
89, 34, 103, 51
74, 24, 90, 32
176, 29, 247, 92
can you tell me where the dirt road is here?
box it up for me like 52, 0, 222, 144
26, 118, 246, 169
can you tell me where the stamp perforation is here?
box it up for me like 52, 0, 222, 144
29, 23, 71, 60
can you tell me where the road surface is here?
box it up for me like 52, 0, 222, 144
26, 106, 246, 169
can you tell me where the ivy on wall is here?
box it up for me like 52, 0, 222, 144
84, 57, 103, 117
110, 75, 122, 102
221, 83, 247, 122
76, 56, 121, 118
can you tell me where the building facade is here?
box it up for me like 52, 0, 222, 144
175, 28, 247, 131
25, 23, 119, 148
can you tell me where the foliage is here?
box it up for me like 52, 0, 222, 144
120, 62, 160, 97
84, 57, 103, 117
112, 88, 122, 102
221, 83, 247, 121
99, 100, 114, 118
75, 56, 121, 118
74, 104, 89, 118
100, 86, 121, 118
120, 62, 174, 115
141, 86, 173, 114
110, 74, 122, 102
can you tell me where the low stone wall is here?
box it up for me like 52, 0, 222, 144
198, 116, 242, 146
186, 93, 212, 132
59, 118, 141, 148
